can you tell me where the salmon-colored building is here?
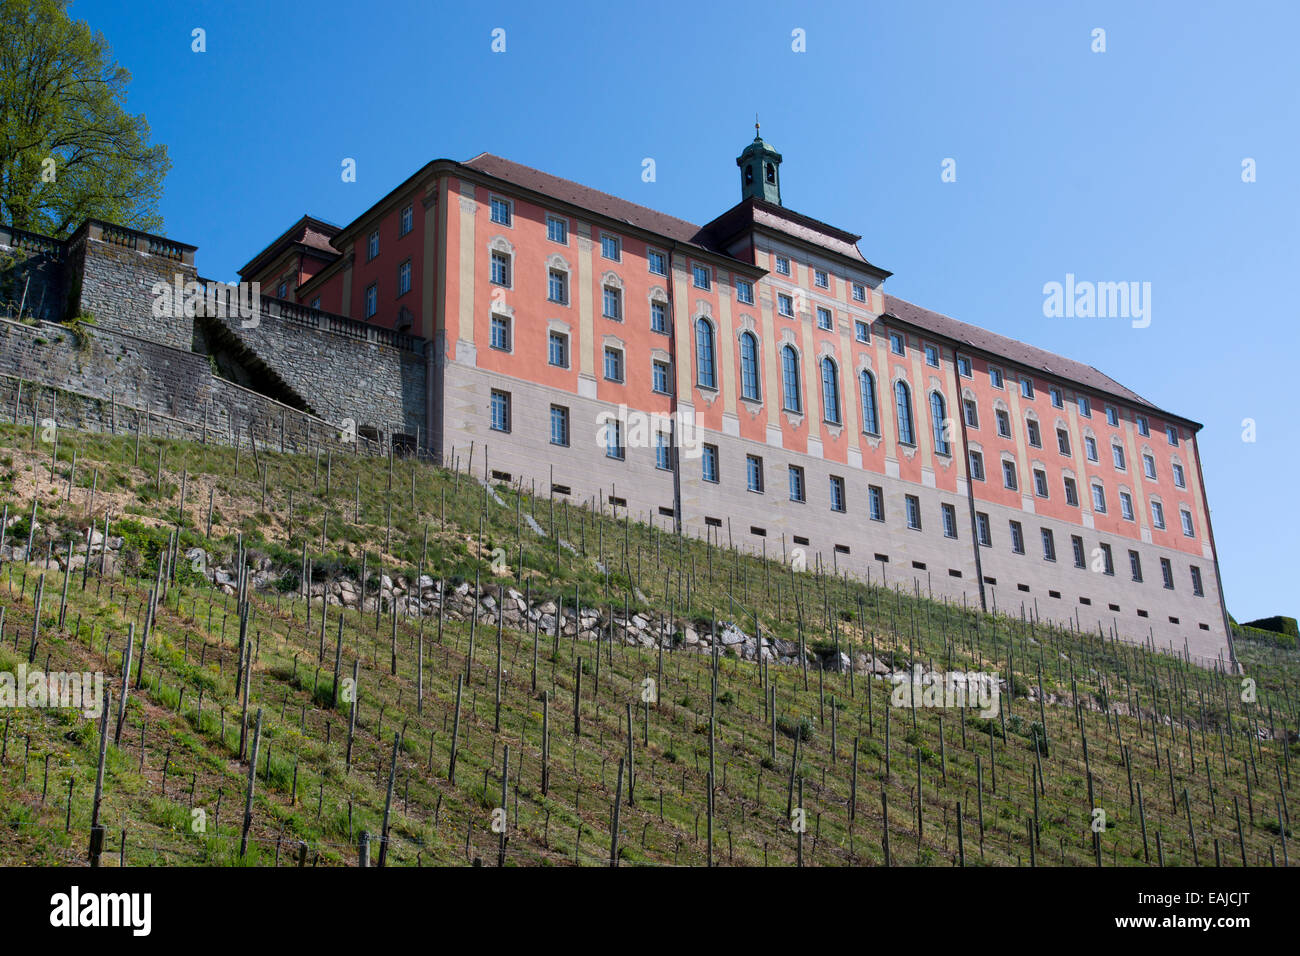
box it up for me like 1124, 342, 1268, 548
240, 133, 1234, 664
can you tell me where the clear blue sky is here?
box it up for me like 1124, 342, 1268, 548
75, 0, 1298, 622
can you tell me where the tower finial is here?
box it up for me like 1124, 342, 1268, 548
755, 114, 760, 138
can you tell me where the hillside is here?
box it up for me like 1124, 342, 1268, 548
0, 419, 1295, 867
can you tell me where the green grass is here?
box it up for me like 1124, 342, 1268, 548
0, 418, 1295, 867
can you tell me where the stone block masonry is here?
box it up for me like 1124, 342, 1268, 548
0, 317, 384, 458
198, 299, 428, 443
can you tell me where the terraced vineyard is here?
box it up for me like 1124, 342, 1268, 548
0, 417, 1294, 866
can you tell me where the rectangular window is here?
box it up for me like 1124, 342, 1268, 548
490, 389, 510, 432
601, 234, 621, 261
869, 485, 885, 522
364, 283, 378, 319
736, 279, 754, 304
1129, 550, 1143, 582
1091, 483, 1106, 513
702, 444, 719, 483
977, 513, 992, 547
890, 332, 906, 355
817, 307, 833, 330
1112, 444, 1126, 470
490, 197, 511, 225
905, 494, 922, 530
655, 432, 671, 470
547, 216, 568, 244
829, 475, 846, 512
942, 503, 958, 538
1172, 462, 1185, 488
605, 419, 624, 460
1064, 476, 1079, 507
692, 263, 711, 290
1009, 520, 1024, 554
813, 268, 829, 288
367, 230, 379, 261
549, 405, 569, 446
968, 450, 985, 481
1166, 425, 1179, 446
925, 344, 940, 367
1078, 396, 1092, 418
548, 270, 568, 304
1151, 500, 1165, 529
1119, 491, 1134, 521
788, 465, 805, 502
1101, 542, 1114, 575
490, 251, 510, 286
602, 286, 622, 320
989, 366, 1004, 389
746, 455, 764, 492
1106, 405, 1119, 426
1050, 387, 1063, 408
963, 398, 978, 428
1085, 436, 1098, 462
1190, 565, 1204, 596
1021, 377, 1034, 399
652, 360, 671, 394
650, 300, 669, 334
399, 204, 413, 236
548, 331, 569, 367
1160, 557, 1174, 589
603, 347, 624, 383
1071, 535, 1085, 568
1033, 468, 1049, 498
1057, 428, 1071, 455
1142, 454, 1156, 479
490, 314, 511, 351
777, 293, 794, 317
1002, 459, 1018, 491
398, 259, 412, 296
775, 255, 791, 276
957, 355, 972, 377
1041, 528, 1056, 561
1027, 419, 1042, 447
647, 249, 667, 275
852, 282, 866, 301
996, 409, 1011, 438
1180, 509, 1194, 537
1136, 416, 1149, 436
855, 320, 870, 343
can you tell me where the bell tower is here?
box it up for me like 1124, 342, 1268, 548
736, 121, 782, 205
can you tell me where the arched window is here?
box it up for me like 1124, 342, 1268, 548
781, 345, 801, 413
739, 331, 760, 401
820, 356, 841, 424
930, 391, 950, 454
895, 380, 915, 445
695, 318, 716, 389
860, 370, 879, 435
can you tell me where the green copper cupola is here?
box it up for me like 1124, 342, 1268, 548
736, 122, 782, 205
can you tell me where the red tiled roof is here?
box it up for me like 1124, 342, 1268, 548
238, 215, 340, 278
461, 153, 729, 256
882, 294, 1196, 426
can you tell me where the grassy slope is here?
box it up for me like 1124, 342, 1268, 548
0, 419, 1295, 867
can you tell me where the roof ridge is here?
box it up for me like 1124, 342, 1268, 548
465, 153, 704, 233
